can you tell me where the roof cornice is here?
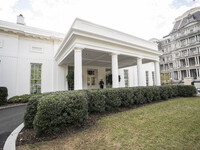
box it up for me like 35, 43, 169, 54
0, 20, 65, 40
55, 18, 159, 59
174, 7, 200, 22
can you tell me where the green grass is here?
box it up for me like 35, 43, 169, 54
17, 97, 200, 150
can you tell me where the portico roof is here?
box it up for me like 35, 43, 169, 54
55, 18, 162, 67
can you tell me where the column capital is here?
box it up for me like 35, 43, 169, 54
137, 57, 143, 60
111, 52, 120, 56
74, 47, 83, 51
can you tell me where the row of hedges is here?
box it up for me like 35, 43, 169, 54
24, 85, 197, 135
8, 94, 33, 104
0, 87, 8, 105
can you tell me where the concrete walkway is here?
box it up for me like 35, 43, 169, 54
0, 104, 26, 149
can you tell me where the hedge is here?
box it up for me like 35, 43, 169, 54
24, 85, 197, 135
24, 95, 42, 128
0, 87, 8, 105
86, 90, 105, 113
33, 92, 88, 135
8, 94, 33, 104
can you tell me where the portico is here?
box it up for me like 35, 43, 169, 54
54, 18, 162, 90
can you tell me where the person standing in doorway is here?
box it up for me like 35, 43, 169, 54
99, 79, 104, 89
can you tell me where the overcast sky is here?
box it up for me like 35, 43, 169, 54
0, 0, 199, 40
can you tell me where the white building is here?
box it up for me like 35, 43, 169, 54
0, 15, 161, 98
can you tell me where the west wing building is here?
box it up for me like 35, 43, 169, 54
0, 15, 161, 98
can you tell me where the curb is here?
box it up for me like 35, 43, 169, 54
0, 104, 26, 110
3, 123, 24, 150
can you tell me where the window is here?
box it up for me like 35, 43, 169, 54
68, 66, 74, 90
152, 71, 155, 86
190, 69, 197, 79
181, 30, 185, 35
124, 70, 129, 87
189, 17, 193, 22
174, 71, 178, 80
145, 71, 149, 86
180, 59, 186, 67
182, 50, 187, 56
189, 36, 195, 43
189, 57, 196, 66
30, 64, 42, 94
175, 52, 179, 57
181, 39, 186, 46
181, 70, 187, 80
190, 48, 197, 55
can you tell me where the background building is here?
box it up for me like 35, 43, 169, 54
158, 7, 200, 86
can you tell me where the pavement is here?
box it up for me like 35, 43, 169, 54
0, 104, 26, 149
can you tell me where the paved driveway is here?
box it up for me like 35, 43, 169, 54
0, 105, 26, 149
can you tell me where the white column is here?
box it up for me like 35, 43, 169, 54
137, 58, 143, 86
179, 71, 182, 80
154, 61, 161, 86
199, 69, 200, 78
196, 68, 199, 77
112, 53, 119, 88
195, 57, 197, 66
74, 48, 83, 90
188, 69, 191, 77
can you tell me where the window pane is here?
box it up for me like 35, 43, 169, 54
30, 64, 42, 94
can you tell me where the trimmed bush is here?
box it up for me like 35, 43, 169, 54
0, 87, 8, 105
118, 88, 134, 107
151, 86, 161, 101
102, 89, 122, 111
133, 87, 145, 104
24, 95, 42, 128
8, 94, 32, 103
143, 87, 154, 103
86, 90, 105, 113
33, 92, 88, 135
160, 86, 170, 100
23, 85, 197, 136
177, 85, 197, 97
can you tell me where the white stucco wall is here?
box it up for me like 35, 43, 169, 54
119, 62, 155, 87
0, 32, 61, 98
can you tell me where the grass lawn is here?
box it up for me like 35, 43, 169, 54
17, 97, 200, 150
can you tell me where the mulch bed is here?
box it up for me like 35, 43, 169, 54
16, 100, 167, 146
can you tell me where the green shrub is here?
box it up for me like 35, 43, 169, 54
0, 87, 8, 105
102, 89, 122, 111
177, 85, 197, 97
24, 95, 42, 128
87, 90, 105, 113
22, 85, 197, 136
169, 85, 178, 98
160, 86, 170, 100
119, 88, 134, 107
151, 86, 161, 101
143, 87, 154, 103
133, 87, 145, 104
33, 92, 88, 135
8, 94, 32, 103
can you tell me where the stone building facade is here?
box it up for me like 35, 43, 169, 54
158, 7, 200, 85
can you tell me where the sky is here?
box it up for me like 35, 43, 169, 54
0, 0, 199, 40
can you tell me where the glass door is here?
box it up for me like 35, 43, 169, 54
87, 69, 98, 89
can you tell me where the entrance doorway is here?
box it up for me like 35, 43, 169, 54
87, 69, 98, 89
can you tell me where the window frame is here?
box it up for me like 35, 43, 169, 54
30, 63, 42, 94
